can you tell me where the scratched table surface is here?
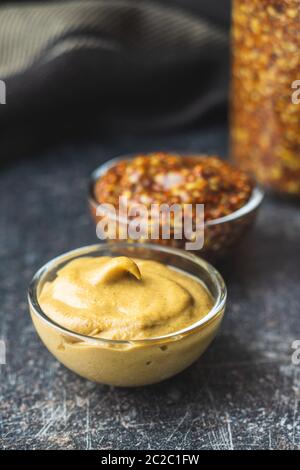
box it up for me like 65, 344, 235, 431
0, 126, 299, 450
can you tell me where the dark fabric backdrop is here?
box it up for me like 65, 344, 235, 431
0, 0, 231, 161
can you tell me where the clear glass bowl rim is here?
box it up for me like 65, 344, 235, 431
88, 153, 264, 226
28, 242, 227, 346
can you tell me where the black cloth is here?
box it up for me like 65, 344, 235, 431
0, 0, 231, 160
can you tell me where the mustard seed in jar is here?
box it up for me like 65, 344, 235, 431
231, 0, 300, 196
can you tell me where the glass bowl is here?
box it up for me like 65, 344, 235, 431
28, 243, 227, 387
88, 155, 264, 260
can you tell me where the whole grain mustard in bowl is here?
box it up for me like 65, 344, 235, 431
89, 152, 264, 260
28, 243, 226, 387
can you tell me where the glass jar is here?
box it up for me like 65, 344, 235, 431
89, 155, 263, 261
231, 0, 300, 196
28, 243, 226, 386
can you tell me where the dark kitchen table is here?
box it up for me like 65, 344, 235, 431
1, 126, 299, 450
